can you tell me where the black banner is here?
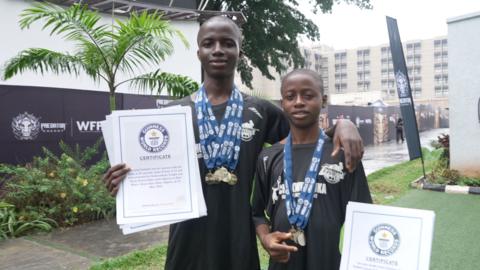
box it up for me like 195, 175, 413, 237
386, 17, 422, 160
0, 85, 173, 165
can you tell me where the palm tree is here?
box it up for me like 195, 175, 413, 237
2, 2, 198, 112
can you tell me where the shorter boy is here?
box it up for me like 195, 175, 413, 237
252, 69, 372, 270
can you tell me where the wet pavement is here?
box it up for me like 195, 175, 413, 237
0, 219, 169, 270
0, 128, 449, 269
363, 128, 449, 175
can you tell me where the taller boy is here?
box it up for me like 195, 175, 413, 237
104, 16, 364, 270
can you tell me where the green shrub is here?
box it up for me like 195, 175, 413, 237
0, 201, 56, 239
459, 177, 480, 187
0, 140, 114, 227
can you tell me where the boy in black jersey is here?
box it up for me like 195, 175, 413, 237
253, 69, 372, 270
104, 17, 366, 270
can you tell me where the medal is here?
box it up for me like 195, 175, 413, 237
283, 129, 326, 246
195, 86, 243, 185
289, 228, 306, 246
205, 171, 219, 184
205, 167, 238, 185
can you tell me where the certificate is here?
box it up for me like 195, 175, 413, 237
340, 202, 435, 270
107, 107, 205, 225
119, 146, 206, 234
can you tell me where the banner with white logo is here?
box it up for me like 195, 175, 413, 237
0, 85, 173, 164
386, 17, 422, 160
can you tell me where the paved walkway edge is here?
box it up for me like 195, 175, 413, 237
411, 176, 480, 195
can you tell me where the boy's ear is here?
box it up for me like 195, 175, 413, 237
322, 94, 328, 108
239, 49, 245, 58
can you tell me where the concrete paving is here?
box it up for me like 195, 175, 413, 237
0, 128, 449, 269
0, 238, 91, 270
363, 128, 449, 175
0, 219, 169, 270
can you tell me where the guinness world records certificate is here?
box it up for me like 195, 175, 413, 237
111, 107, 203, 225
340, 202, 435, 270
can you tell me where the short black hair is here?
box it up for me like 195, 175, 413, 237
198, 16, 243, 44
280, 69, 324, 95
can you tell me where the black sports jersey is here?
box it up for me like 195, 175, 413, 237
252, 140, 372, 270
164, 92, 289, 270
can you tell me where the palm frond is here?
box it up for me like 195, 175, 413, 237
75, 40, 110, 82
2, 48, 84, 80
20, 2, 109, 41
112, 11, 189, 76
19, 2, 112, 68
122, 70, 199, 98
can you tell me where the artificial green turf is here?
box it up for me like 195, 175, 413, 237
392, 190, 480, 270
90, 149, 477, 270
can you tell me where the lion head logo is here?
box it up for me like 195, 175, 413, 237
11, 112, 41, 140
395, 71, 409, 98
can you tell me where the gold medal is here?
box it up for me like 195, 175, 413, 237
205, 167, 237, 185
290, 228, 306, 246
225, 173, 237, 185
205, 171, 220, 184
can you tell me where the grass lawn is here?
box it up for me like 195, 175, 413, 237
89, 246, 167, 270
392, 190, 480, 270
90, 148, 477, 270
367, 148, 441, 204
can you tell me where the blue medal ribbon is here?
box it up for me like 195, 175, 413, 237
283, 129, 325, 230
194, 85, 243, 171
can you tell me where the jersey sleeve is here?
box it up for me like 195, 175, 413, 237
263, 100, 289, 144
349, 162, 373, 203
339, 161, 372, 221
252, 151, 272, 228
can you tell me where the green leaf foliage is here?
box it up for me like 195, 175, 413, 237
125, 70, 199, 98
0, 139, 114, 232
204, 0, 371, 88
3, 2, 198, 111
0, 202, 57, 239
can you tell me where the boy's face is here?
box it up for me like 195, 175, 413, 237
197, 20, 241, 80
281, 73, 323, 129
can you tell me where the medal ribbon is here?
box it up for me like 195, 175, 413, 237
194, 85, 243, 171
283, 129, 325, 230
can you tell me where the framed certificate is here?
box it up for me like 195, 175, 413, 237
109, 107, 205, 225
340, 202, 435, 270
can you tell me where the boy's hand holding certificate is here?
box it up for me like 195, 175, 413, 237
101, 106, 206, 234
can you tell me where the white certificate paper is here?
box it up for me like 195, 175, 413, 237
108, 107, 205, 225
340, 202, 435, 270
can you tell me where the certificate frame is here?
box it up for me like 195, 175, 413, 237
111, 107, 203, 225
340, 202, 435, 270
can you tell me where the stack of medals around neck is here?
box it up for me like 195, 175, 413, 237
283, 129, 326, 246
195, 85, 243, 186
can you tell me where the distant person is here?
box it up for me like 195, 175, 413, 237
252, 69, 372, 270
104, 17, 365, 270
396, 117, 404, 143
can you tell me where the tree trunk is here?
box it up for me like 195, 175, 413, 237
109, 94, 115, 112
109, 84, 116, 112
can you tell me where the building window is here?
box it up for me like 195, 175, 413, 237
357, 49, 370, 57
335, 83, 347, 93
335, 52, 346, 61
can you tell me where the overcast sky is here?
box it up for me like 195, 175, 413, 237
298, 0, 480, 49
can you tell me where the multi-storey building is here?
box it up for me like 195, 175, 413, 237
238, 37, 449, 110
300, 37, 449, 108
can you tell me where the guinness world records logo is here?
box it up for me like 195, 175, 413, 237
369, 223, 400, 256
139, 123, 169, 153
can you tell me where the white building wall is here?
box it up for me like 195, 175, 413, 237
235, 66, 282, 100
0, 0, 200, 94
447, 11, 480, 177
